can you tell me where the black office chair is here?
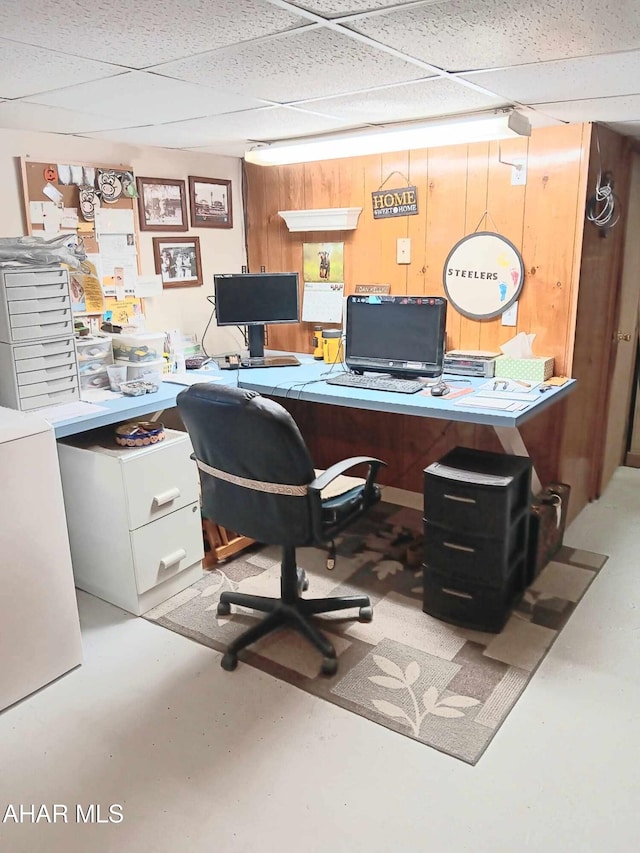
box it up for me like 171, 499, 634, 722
177, 383, 385, 675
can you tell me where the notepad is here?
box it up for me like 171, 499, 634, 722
454, 397, 528, 411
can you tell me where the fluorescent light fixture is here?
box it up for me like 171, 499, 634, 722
245, 110, 531, 166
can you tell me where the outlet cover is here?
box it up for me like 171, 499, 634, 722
397, 237, 411, 264
510, 157, 527, 186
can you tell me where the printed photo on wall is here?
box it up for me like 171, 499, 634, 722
189, 177, 232, 228
152, 237, 203, 288
302, 242, 344, 283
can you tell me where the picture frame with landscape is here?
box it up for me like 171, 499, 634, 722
137, 177, 188, 232
152, 237, 203, 288
189, 176, 232, 229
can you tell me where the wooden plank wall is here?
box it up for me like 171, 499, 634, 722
244, 125, 592, 505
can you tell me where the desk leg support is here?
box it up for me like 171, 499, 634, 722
493, 426, 542, 495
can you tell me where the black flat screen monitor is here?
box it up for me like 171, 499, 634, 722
345, 295, 447, 379
214, 272, 299, 357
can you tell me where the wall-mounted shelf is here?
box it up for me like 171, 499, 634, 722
278, 207, 362, 232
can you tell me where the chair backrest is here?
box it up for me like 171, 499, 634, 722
177, 383, 316, 546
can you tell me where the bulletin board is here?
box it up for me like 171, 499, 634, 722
20, 157, 144, 326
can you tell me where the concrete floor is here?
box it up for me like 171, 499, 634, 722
1, 468, 639, 853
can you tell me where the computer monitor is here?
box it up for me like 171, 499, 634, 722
214, 272, 299, 358
344, 295, 447, 379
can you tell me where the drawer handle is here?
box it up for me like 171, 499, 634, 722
444, 493, 476, 504
153, 487, 181, 507
443, 541, 476, 553
442, 587, 474, 600
159, 549, 186, 571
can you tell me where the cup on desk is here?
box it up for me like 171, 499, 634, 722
106, 364, 127, 392
322, 330, 343, 364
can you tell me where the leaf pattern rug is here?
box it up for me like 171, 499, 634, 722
145, 502, 606, 764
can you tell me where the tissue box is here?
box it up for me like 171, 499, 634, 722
494, 356, 554, 382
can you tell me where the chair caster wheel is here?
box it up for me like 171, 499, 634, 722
321, 656, 338, 677
359, 605, 373, 622
217, 601, 231, 616
297, 569, 309, 592
221, 652, 238, 671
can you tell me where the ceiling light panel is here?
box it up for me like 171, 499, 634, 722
459, 51, 640, 105
0, 39, 121, 100
25, 71, 267, 125
153, 27, 432, 102
294, 77, 505, 124
0, 0, 307, 68
531, 94, 640, 123
0, 101, 136, 134
347, 0, 640, 72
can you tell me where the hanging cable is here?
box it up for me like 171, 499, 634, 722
586, 128, 620, 235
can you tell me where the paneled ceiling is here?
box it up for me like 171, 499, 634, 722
1, 0, 639, 157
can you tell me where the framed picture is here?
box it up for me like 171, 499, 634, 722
152, 237, 203, 288
189, 176, 233, 229
136, 177, 188, 231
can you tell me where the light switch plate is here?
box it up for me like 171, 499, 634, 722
510, 157, 527, 186
502, 301, 518, 326
397, 237, 411, 264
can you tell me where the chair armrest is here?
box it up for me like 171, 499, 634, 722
308, 456, 385, 494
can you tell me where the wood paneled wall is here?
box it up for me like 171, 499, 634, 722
246, 124, 589, 375
245, 125, 597, 513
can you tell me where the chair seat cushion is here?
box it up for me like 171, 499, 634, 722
321, 484, 381, 528
314, 468, 365, 499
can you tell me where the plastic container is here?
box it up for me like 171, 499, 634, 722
116, 357, 164, 386
79, 364, 109, 390
111, 332, 166, 363
75, 335, 113, 365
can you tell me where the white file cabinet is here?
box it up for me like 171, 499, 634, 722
0, 406, 82, 712
57, 428, 204, 615
0, 266, 80, 411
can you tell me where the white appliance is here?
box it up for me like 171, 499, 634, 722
0, 406, 82, 712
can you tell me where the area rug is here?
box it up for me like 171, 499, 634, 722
145, 502, 607, 764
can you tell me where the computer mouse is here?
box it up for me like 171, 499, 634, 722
431, 383, 449, 397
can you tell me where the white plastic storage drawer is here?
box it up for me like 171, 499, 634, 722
5, 282, 68, 301
10, 308, 71, 328
13, 338, 75, 361
131, 502, 203, 594
17, 362, 78, 386
19, 375, 78, 399
121, 434, 199, 530
11, 321, 73, 342
3, 269, 68, 288
8, 295, 70, 315
20, 386, 80, 410
15, 349, 76, 373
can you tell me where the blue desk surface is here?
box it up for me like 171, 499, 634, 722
52, 354, 574, 438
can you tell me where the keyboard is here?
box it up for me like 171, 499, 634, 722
240, 355, 301, 368
325, 372, 424, 394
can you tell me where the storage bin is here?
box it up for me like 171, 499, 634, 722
79, 363, 109, 390
111, 332, 166, 363
117, 357, 164, 385
75, 336, 113, 365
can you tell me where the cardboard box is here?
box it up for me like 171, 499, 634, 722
494, 355, 554, 382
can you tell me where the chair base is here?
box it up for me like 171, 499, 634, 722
217, 554, 372, 676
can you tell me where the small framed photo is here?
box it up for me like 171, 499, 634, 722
153, 237, 203, 288
137, 177, 188, 231
189, 176, 233, 229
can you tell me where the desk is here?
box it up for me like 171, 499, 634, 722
235, 356, 575, 494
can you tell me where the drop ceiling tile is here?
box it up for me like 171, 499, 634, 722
348, 0, 640, 72
186, 141, 253, 157
154, 27, 431, 102
83, 106, 352, 148
0, 39, 121, 99
459, 51, 640, 104
25, 71, 268, 125
0, 101, 137, 134
294, 77, 506, 124
289, 0, 430, 16
531, 94, 640, 123
0, 0, 307, 69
